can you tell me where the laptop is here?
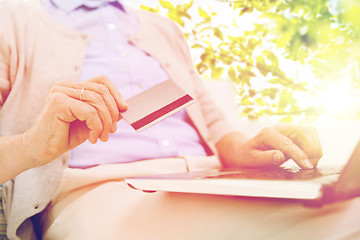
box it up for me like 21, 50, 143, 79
125, 139, 360, 207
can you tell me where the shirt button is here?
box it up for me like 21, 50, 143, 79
108, 23, 117, 31
123, 52, 129, 57
162, 139, 170, 147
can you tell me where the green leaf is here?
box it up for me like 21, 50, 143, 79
184, 1, 194, 11
258, 109, 273, 116
191, 43, 204, 49
199, 7, 211, 22
276, 2, 289, 11
199, 26, 212, 33
278, 91, 292, 111
243, 107, 254, 114
167, 12, 185, 27
247, 37, 259, 50
247, 114, 259, 120
228, 67, 237, 82
268, 78, 290, 86
256, 56, 269, 76
240, 7, 252, 16
280, 116, 294, 123
200, 52, 210, 62
213, 28, 224, 40
263, 50, 279, 68
177, 7, 191, 20
241, 96, 251, 105
140, 5, 159, 13
196, 63, 208, 74
160, 0, 175, 10
249, 89, 256, 97
261, 88, 278, 99
211, 67, 224, 79
256, 98, 265, 106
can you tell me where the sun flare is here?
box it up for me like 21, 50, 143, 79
317, 80, 360, 118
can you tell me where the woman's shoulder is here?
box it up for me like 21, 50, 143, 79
0, 0, 42, 21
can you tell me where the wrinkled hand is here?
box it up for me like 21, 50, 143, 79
217, 124, 323, 169
24, 75, 127, 167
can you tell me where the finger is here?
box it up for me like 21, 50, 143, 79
275, 124, 323, 168
298, 127, 322, 168
254, 127, 314, 169
53, 86, 112, 141
305, 127, 323, 168
80, 82, 119, 127
241, 149, 286, 168
69, 103, 102, 144
76, 89, 112, 141
87, 75, 128, 115
56, 81, 119, 130
56, 94, 103, 144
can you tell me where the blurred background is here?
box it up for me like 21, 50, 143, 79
125, 0, 360, 165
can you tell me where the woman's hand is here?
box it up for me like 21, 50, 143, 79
216, 124, 323, 169
24, 75, 127, 168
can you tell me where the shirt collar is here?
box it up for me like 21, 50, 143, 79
51, 0, 125, 13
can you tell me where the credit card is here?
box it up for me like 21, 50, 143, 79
120, 79, 195, 132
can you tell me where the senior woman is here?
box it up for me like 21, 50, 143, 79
0, 1, 333, 239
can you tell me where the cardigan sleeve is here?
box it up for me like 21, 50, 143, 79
0, 1, 13, 110
0, 35, 11, 110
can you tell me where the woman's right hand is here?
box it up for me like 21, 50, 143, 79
24, 75, 127, 168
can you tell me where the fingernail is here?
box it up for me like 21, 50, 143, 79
122, 100, 128, 109
273, 152, 284, 165
101, 134, 109, 142
303, 159, 313, 169
89, 132, 97, 144
117, 93, 128, 110
111, 123, 117, 133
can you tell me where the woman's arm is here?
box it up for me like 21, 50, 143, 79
0, 134, 38, 184
0, 76, 128, 184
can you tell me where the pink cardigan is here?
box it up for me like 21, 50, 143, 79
0, 0, 235, 238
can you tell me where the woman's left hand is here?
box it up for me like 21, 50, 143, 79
216, 124, 323, 169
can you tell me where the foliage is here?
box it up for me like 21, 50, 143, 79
141, 0, 360, 122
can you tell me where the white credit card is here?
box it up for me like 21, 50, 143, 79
120, 79, 195, 132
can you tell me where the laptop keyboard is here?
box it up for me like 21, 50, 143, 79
203, 167, 343, 181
